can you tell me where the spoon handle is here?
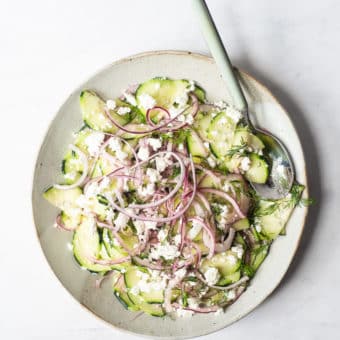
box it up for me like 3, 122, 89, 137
192, 0, 248, 112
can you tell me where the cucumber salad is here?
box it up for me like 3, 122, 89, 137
43, 77, 306, 318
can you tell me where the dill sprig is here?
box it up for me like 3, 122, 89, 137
225, 139, 248, 157
254, 184, 314, 217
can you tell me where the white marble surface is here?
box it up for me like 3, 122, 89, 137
0, 0, 339, 339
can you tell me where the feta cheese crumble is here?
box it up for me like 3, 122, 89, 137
114, 213, 129, 229
84, 132, 105, 156
137, 146, 150, 161
204, 267, 220, 285
227, 289, 236, 300
149, 242, 180, 260
157, 229, 168, 242
123, 91, 137, 106
147, 138, 162, 151
255, 223, 262, 232
188, 219, 202, 239
231, 244, 244, 259
108, 137, 128, 161
106, 99, 116, 110
207, 156, 217, 168
138, 93, 156, 110
225, 106, 242, 123
138, 182, 155, 197
155, 154, 172, 172
146, 168, 161, 182
117, 106, 131, 115
240, 157, 251, 172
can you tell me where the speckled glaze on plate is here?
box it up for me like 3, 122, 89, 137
32, 51, 308, 339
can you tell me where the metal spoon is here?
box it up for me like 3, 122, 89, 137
192, 0, 294, 199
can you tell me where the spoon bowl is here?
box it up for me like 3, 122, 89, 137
250, 127, 294, 199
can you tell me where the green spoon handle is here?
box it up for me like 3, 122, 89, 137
192, 0, 248, 112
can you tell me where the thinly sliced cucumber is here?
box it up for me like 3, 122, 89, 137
250, 245, 269, 271
232, 218, 250, 231
105, 228, 139, 254
127, 293, 165, 317
136, 78, 190, 115
255, 185, 304, 240
245, 153, 269, 184
232, 128, 250, 146
60, 210, 82, 229
113, 275, 139, 311
197, 172, 221, 188
201, 250, 241, 277
194, 112, 213, 141
62, 150, 84, 184
73, 216, 113, 272
186, 129, 209, 158
102, 229, 131, 272
124, 267, 164, 304
43, 187, 82, 211
217, 270, 241, 286
208, 112, 236, 157
73, 127, 97, 154
193, 85, 206, 102
80, 90, 130, 133
249, 134, 265, 151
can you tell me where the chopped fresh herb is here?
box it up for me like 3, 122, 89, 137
182, 291, 188, 307
226, 139, 247, 157
97, 194, 109, 206
183, 276, 198, 282
242, 264, 255, 278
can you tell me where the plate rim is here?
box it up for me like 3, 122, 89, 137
31, 49, 309, 339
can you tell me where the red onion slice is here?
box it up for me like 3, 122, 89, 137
215, 228, 235, 253
146, 106, 170, 126
187, 217, 215, 258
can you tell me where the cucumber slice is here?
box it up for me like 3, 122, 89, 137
186, 129, 209, 158
193, 85, 206, 102
73, 216, 113, 272
249, 134, 265, 151
232, 218, 250, 231
250, 245, 269, 271
60, 210, 82, 229
194, 112, 213, 141
208, 112, 236, 157
135, 78, 190, 115
201, 250, 241, 277
255, 185, 304, 240
245, 153, 269, 184
80, 90, 130, 133
197, 172, 220, 188
102, 229, 131, 272
43, 187, 82, 211
62, 150, 84, 184
217, 270, 241, 286
127, 293, 165, 317
125, 267, 164, 304
232, 128, 250, 146
113, 275, 139, 311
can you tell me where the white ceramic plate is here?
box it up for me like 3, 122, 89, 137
32, 51, 308, 339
